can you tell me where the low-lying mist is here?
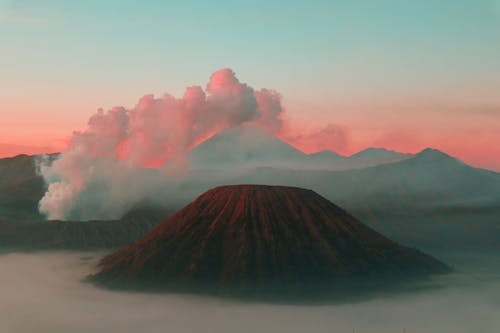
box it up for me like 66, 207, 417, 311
0, 251, 498, 333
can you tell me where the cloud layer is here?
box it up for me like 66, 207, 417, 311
0, 251, 499, 333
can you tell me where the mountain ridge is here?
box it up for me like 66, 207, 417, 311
1, 129, 498, 222
189, 126, 414, 170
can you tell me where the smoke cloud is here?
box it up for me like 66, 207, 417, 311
39, 69, 286, 220
283, 124, 350, 155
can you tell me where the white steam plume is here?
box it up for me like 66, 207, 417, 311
39, 68, 284, 220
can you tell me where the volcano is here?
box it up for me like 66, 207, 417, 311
188, 126, 306, 169
92, 185, 449, 297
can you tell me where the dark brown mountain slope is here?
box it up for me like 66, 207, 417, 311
92, 185, 449, 296
0, 153, 59, 220
0, 154, 47, 220
0, 206, 172, 251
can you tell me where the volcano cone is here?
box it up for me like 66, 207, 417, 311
92, 185, 449, 297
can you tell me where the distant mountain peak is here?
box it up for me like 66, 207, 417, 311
307, 150, 344, 158
188, 125, 306, 168
416, 148, 456, 160
346, 148, 413, 168
351, 147, 411, 158
419, 147, 446, 154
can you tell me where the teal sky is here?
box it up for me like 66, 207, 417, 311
1, 0, 500, 169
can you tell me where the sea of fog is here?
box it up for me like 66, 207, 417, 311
0, 250, 498, 333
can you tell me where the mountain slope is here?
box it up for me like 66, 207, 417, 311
188, 126, 307, 169
0, 154, 53, 220
0, 206, 172, 251
328, 148, 500, 212
92, 185, 449, 296
230, 148, 500, 216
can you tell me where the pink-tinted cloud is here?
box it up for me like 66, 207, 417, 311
38, 68, 286, 219
282, 124, 350, 155
254, 89, 285, 133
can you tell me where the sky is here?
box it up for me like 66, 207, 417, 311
1, 0, 500, 170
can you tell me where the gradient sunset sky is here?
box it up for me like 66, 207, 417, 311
1, 0, 500, 170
